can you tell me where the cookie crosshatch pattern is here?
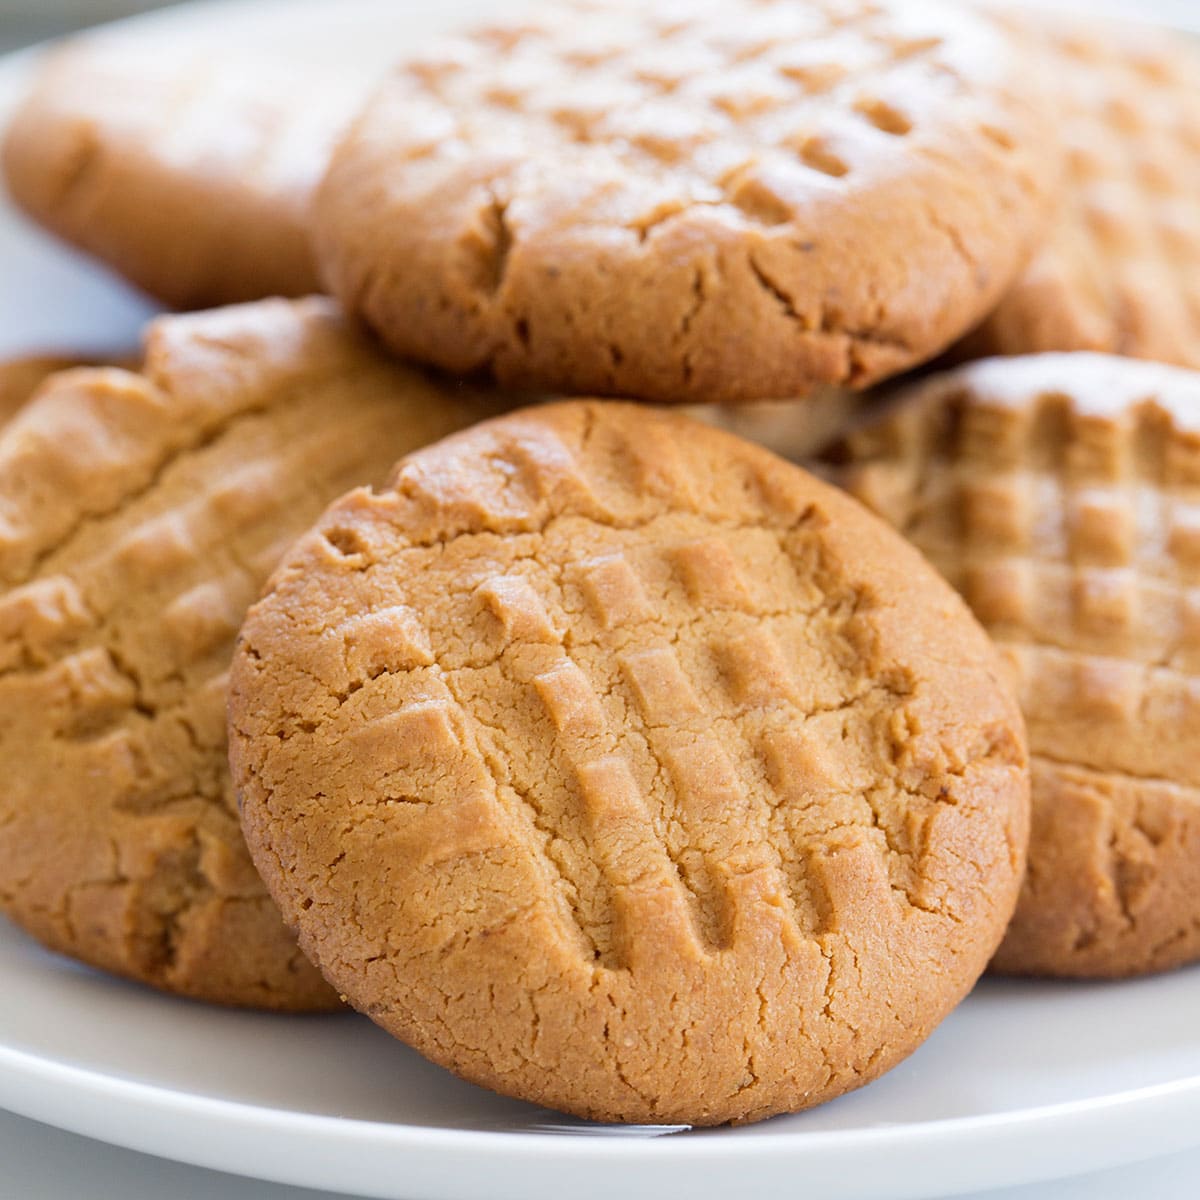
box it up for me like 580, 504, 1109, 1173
962, 17, 1200, 365
316, 0, 1053, 402
838, 354, 1200, 977
0, 298, 497, 1009
231, 402, 1029, 1125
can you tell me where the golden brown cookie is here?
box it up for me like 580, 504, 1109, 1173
959, 18, 1200, 366
229, 401, 1029, 1124
0, 355, 94, 425
835, 353, 1200, 978
2, 40, 366, 308
0, 297, 499, 1008
314, 0, 1055, 404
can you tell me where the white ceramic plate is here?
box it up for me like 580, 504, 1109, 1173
1, 2, 1199, 1199
3, 916, 1200, 1200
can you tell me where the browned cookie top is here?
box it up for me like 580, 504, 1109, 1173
961, 17, 1200, 366
315, 0, 1054, 404
837, 353, 1200, 977
0, 298, 499, 1008
229, 401, 1029, 1124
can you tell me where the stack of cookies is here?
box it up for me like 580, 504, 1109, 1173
0, 0, 1196, 1127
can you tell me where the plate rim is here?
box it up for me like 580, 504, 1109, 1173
4, 1029, 1200, 1200
5, 1032, 1200, 1157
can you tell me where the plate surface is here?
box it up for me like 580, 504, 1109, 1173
3, 917, 1200, 1200
1, 2, 1199, 1199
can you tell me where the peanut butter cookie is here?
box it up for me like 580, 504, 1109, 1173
315, 0, 1054, 404
0, 297, 498, 1008
960, 18, 1200, 367
229, 401, 1029, 1123
0, 355, 92, 425
837, 354, 1200, 977
3, 41, 365, 307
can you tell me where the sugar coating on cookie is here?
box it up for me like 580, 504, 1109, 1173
2, 41, 366, 307
960, 17, 1200, 366
315, 0, 1054, 404
0, 298, 498, 1009
837, 353, 1200, 977
230, 402, 1029, 1124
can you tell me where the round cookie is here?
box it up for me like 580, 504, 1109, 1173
0, 297, 499, 1009
229, 401, 1029, 1124
835, 354, 1200, 978
314, 0, 1055, 404
3, 41, 365, 308
958, 17, 1200, 367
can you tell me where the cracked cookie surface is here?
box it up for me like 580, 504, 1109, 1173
0, 297, 499, 1009
314, 0, 1054, 404
229, 401, 1029, 1124
959, 17, 1200, 367
836, 353, 1200, 977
